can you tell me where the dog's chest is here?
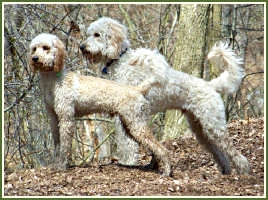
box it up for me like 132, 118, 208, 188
40, 76, 57, 107
42, 86, 55, 107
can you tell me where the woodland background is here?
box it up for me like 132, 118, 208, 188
3, 4, 264, 196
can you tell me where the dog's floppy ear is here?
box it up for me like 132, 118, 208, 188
105, 22, 130, 59
53, 38, 66, 72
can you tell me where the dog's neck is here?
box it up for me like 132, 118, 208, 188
102, 48, 128, 74
39, 67, 66, 87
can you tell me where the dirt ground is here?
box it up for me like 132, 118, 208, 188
4, 118, 264, 197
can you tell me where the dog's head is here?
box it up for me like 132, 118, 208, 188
29, 33, 66, 73
80, 17, 130, 64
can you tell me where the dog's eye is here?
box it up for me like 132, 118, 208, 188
32, 47, 36, 52
94, 33, 100, 37
43, 45, 50, 51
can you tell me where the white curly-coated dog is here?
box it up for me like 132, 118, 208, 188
80, 17, 250, 175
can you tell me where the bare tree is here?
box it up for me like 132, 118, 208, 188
163, 4, 210, 140
4, 4, 264, 171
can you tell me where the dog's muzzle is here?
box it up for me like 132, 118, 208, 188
79, 44, 91, 57
80, 44, 86, 52
31, 56, 54, 72
80, 45, 102, 63
32, 56, 39, 62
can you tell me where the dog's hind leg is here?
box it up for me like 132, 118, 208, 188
185, 111, 250, 175
127, 121, 171, 176
184, 111, 231, 174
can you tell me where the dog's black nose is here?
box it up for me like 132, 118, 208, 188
32, 56, 39, 62
80, 44, 86, 52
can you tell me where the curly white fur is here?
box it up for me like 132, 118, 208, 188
80, 17, 250, 175
208, 42, 245, 94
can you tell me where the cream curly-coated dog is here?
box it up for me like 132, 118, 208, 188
29, 33, 173, 175
80, 17, 250, 175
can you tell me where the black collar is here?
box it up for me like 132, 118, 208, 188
102, 48, 128, 74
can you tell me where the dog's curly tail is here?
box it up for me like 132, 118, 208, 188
207, 42, 245, 95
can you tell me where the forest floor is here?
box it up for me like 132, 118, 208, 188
4, 118, 264, 197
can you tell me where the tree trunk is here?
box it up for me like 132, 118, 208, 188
163, 4, 210, 140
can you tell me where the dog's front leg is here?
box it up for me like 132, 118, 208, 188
45, 106, 60, 166
55, 116, 75, 170
113, 115, 140, 165
54, 100, 75, 170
